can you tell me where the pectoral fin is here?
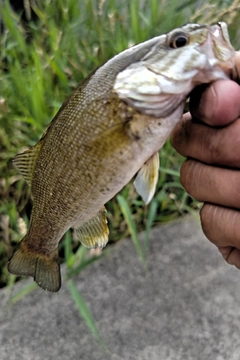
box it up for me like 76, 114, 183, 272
74, 207, 109, 249
134, 152, 159, 204
13, 140, 43, 189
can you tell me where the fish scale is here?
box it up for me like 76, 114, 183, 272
8, 22, 236, 291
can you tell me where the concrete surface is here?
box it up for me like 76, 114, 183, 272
1, 216, 240, 360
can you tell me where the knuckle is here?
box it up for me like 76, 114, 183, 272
171, 114, 192, 154
207, 130, 222, 163
201, 204, 240, 249
180, 159, 204, 200
180, 160, 195, 193
200, 204, 214, 241
207, 119, 240, 166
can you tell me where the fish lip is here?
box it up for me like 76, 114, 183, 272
209, 22, 234, 56
197, 22, 235, 79
209, 22, 235, 70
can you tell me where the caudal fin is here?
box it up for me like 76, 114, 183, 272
8, 238, 61, 292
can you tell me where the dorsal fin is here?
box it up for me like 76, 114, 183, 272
134, 152, 159, 204
74, 207, 109, 249
12, 140, 43, 188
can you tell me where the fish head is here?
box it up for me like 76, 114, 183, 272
114, 22, 235, 118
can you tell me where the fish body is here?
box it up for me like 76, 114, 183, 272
8, 22, 235, 291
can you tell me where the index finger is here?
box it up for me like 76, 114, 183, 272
171, 115, 240, 168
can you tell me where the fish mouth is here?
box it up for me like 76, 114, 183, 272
114, 22, 236, 118
204, 22, 236, 79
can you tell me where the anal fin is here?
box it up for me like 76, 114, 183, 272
74, 207, 109, 249
134, 152, 159, 204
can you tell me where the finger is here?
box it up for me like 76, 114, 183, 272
171, 116, 240, 168
200, 203, 240, 261
189, 80, 240, 126
218, 246, 240, 269
180, 159, 240, 209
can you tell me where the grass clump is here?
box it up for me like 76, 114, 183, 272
1, 0, 240, 287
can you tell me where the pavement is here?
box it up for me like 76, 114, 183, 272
1, 215, 240, 360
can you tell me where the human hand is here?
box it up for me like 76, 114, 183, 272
171, 52, 240, 268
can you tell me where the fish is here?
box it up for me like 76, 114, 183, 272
8, 22, 235, 292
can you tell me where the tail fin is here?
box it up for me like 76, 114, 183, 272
8, 238, 61, 292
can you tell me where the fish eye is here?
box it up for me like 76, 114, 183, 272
168, 32, 189, 49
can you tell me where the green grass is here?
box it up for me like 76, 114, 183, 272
1, 0, 240, 343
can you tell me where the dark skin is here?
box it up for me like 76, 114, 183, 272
171, 52, 240, 269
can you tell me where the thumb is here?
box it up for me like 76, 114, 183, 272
189, 79, 240, 126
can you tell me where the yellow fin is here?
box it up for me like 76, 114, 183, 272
74, 207, 109, 249
8, 237, 61, 292
12, 140, 43, 188
134, 152, 159, 204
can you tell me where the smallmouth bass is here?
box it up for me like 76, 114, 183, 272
8, 22, 235, 291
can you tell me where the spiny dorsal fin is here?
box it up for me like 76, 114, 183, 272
74, 207, 109, 249
12, 140, 43, 188
134, 152, 159, 204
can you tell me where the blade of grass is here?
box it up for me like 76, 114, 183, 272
160, 168, 180, 177
130, 0, 140, 43
117, 194, 146, 266
63, 230, 74, 268
67, 280, 107, 350
7, 282, 38, 305
144, 199, 158, 255
66, 248, 111, 278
